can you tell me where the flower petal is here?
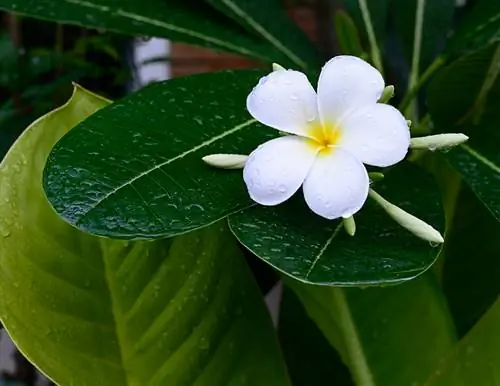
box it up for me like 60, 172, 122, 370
317, 56, 384, 126
338, 104, 410, 167
303, 148, 369, 219
244, 136, 317, 206
247, 70, 319, 137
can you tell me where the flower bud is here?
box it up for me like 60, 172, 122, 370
378, 85, 395, 103
368, 189, 444, 244
343, 216, 356, 236
410, 133, 469, 151
272, 63, 286, 72
368, 172, 384, 182
202, 154, 248, 169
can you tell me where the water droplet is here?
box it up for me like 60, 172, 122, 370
429, 241, 440, 248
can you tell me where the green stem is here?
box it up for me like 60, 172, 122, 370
405, 0, 426, 122
398, 55, 446, 113
332, 288, 375, 386
357, 0, 383, 74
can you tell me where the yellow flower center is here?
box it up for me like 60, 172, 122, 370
307, 121, 342, 154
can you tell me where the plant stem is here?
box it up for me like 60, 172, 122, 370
357, 0, 383, 74
398, 55, 446, 113
405, 0, 426, 122
332, 288, 375, 386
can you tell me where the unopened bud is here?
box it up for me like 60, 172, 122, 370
202, 154, 248, 169
368, 189, 444, 244
410, 133, 469, 151
378, 85, 395, 103
343, 216, 356, 236
368, 172, 384, 182
272, 63, 286, 72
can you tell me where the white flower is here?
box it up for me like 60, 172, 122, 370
243, 55, 411, 220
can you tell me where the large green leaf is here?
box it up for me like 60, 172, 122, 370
444, 138, 500, 224
427, 40, 500, 130
0, 0, 297, 66
278, 287, 354, 386
43, 70, 277, 239
287, 274, 456, 386
0, 85, 291, 385
441, 182, 500, 337
229, 163, 444, 286
446, 0, 500, 57
393, 0, 455, 70
425, 300, 500, 386
203, 0, 322, 70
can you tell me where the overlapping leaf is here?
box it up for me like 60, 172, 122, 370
229, 163, 444, 286
43, 70, 276, 239
0, 85, 290, 386
203, 0, 322, 70
0, 0, 297, 66
425, 300, 500, 386
287, 273, 456, 386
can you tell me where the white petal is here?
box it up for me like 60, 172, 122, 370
317, 56, 384, 125
303, 147, 369, 219
244, 136, 317, 206
247, 70, 319, 137
338, 104, 410, 167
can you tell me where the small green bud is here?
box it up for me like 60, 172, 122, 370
368, 189, 444, 244
378, 85, 395, 104
368, 172, 384, 182
406, 120, 412, 127
343, 216, 356, 236
272, 63, 286, 72
410, 133, 469, 151
202, 154, 248, 169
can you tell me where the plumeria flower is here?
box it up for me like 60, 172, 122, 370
243, 55, 411, 220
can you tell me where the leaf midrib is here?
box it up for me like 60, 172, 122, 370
64, 0, 274, 62
218, 0, 307, 69
74, 119, 256, 224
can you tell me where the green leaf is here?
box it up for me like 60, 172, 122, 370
444, 139, 500, 225
446, 0, 500, 57
203, 0, 322, 70
334, 10, 365, 57
229, 163, 444, 286
441, 182, 500, 337
338, 0, 390, 44
0, 85, 291, 385
427, 40, 500, 130
43, 70, 277, 239
278, 287, 354, 386
0, 0, 294, 65
425, 300, 500, 386
393, 0, 455, 70
287, 273, 456, 386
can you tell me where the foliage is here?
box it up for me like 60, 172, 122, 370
0, 0, 498, 385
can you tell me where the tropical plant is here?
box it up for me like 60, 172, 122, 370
0, 0, 499, 385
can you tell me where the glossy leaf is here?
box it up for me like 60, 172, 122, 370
287, 273, 456, 386
446, 0, 500, 57
0, 85, 291, 385
334, 10, 365, 57
393, 0, 455, 70
229, 163, 444, 286
425, 300, 500, 386
338, 0, 390, 43
0, 0, 295, 65
441, 181, 500, 337
444, 139, 500, 225
44, 70, 278, 239
203, 0, 322, 70
427, 41, 500, 130
278, 287, 354, 386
